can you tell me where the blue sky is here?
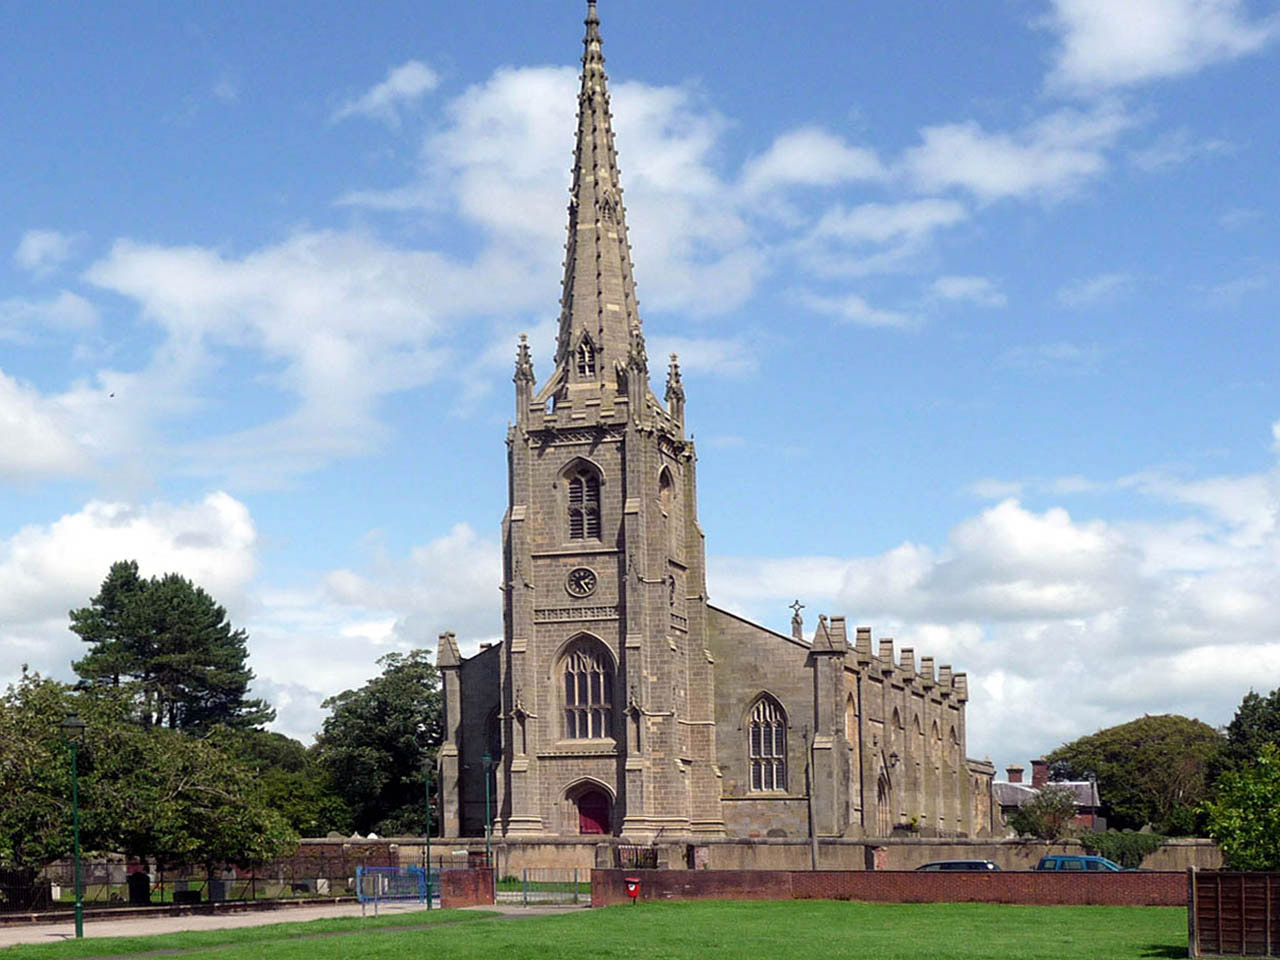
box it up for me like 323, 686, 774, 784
2, 0, 1279, 772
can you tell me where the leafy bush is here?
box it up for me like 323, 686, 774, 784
1008, 786, 1078, 840
1205, 743, 1280, 870
1080, 831, 1166, 869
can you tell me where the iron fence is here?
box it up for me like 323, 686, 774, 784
495, 868, 587, 906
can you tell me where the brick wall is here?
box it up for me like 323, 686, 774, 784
591, 868, 1185, 908
439, 868, 494, 908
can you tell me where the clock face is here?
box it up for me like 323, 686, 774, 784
566, 567, 598, 598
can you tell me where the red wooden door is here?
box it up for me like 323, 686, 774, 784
577, 790, 610, 835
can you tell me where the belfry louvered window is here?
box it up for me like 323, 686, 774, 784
568, 469, 601, 540
577, 340, 596, 377
749, 696, 787, 791
563, 642, 614, 739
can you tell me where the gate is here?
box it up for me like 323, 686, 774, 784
495, 868, 587, 906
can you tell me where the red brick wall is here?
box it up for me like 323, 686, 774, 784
440, 868, 494, 908
592, 869, 1184, 908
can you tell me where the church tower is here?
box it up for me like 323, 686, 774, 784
488, 1, 723, 839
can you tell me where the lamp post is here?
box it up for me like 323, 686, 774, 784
481, 752, 494, 869
60, 714, 87, 939
424, 758, 433, 909
416, 722, 433, 909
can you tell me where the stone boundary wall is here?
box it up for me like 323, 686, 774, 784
591, 868, 1186, 908
365, 836, 1220, 875
439, 868, 494, 908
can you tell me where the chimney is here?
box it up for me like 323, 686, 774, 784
1006, 764, 1024, 784
1031, 758, 1049, 789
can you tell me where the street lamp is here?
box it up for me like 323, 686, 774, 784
60, 714, 87, 939
481, 752, 494, 869
417, 723, 433, 911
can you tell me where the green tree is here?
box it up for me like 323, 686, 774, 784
71, 561, 274, 733
1008, 785, 1079, 840
314, 650, 442, 836
0, 671, 79, 871
1212, 688, 1280, 783
1204, 744, 1280, 870
1047, 714, 1222, 834
222, 729, 352, 837
0, 674, 297, 875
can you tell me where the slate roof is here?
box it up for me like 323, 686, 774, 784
993, 780, 1100, 809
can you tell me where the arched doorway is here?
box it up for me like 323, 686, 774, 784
576, 789, 611, 835
876, 773, 893, 836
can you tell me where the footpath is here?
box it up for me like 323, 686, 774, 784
0, 902, 583, 949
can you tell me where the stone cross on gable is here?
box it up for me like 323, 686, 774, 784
789, 599, 805, 640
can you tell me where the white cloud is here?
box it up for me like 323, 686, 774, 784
1220, 207, 1263, 230
904, 103, 1134, 201
931, 275, 1007, 308
649, 336, 760, 378
1128, 127, 1235, 171
740, 127, 884, 195
0, 370, 90, 478
800, 291, 916, 329
0, 493, 258, 683
1000, 340, 1105, 372
707, 435, 1280, 764
243, 523, 502, 741
212, 78, 238, 103
13, 229, 77, 276
84, 232, 479, 484
347, 67, 764, 318
1057, 271, 1133, 307
332, 60, 440, 126
0, 291, 98, 342
1044, 0, 1280, 92
800, 199, 968, 276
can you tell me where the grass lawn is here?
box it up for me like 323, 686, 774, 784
1, 900, 1187, 960
0, 908, 494, 960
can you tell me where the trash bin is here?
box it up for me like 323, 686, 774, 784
624, 876, 641, 903
127, 871, 151, 906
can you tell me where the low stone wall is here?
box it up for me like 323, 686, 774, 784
310, 835, 1222, 875
592, 868, 1186, 908
439, 868, 494, 908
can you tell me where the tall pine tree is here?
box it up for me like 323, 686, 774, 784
71, 561, 274, 733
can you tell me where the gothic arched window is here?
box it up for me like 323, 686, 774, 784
562, 640, 614, 739
577, 339, 596, 378
567, 467, 602, 540
748, 696, 787, 791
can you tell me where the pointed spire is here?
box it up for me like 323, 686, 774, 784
550, 0, 647, 401
514, 334, 535, 385
666, 352, 685, 422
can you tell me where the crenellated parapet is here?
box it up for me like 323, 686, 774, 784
812, 615, 967, 703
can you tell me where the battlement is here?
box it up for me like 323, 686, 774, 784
823, 615, 967, 703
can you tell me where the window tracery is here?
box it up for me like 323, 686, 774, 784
567, 467, 602, 540
562, 640, 614, 739
748, 696, 787, 791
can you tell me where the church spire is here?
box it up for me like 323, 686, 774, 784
552, 0, 646, 397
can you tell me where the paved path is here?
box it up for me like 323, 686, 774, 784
0, 902, 585, 949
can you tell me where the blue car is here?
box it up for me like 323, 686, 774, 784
1035, 855, 1124, 871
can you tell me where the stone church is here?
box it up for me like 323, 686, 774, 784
437, 2, 996, 842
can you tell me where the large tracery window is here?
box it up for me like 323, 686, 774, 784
563, 642, 614, 739
748, 696, 787, 791
568, 469, 602, 540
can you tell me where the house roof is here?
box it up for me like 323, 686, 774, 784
994, 780, 1100, 809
